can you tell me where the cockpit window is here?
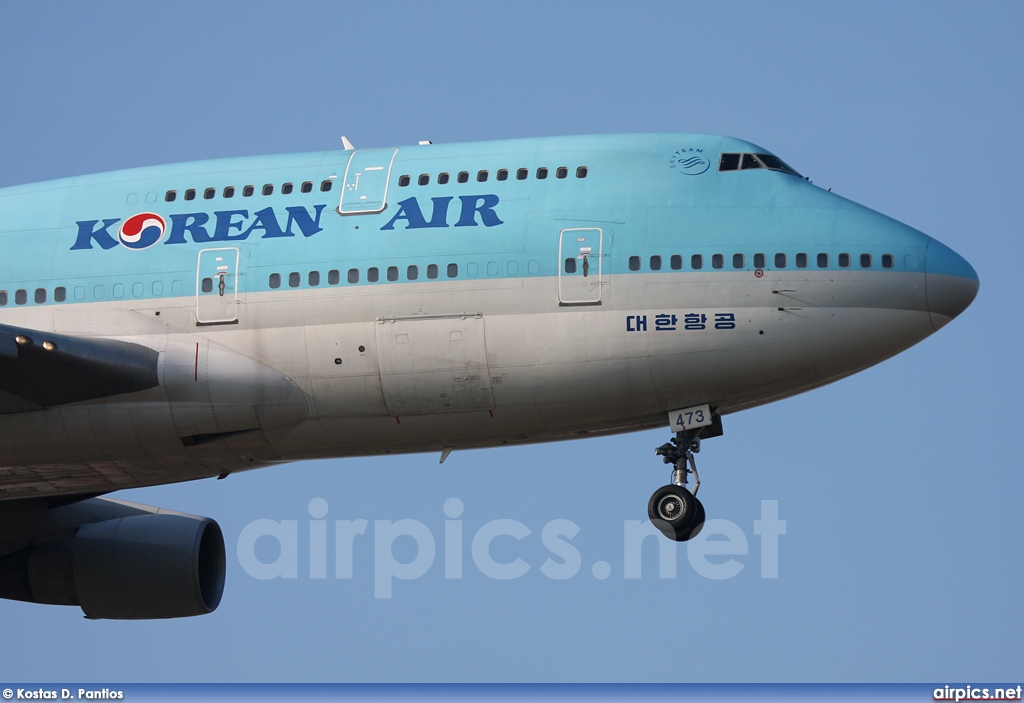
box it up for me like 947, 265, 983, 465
740, 153, 763, 170
719, 153, 740, 171
755, 154, 801, 176
719, 152, 802, 177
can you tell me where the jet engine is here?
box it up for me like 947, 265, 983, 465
0, 499, 225, 619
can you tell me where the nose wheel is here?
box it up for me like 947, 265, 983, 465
649, 429, 708, 541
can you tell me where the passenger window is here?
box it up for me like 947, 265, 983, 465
184, 189, 196, 201
516, 168, 528, 180
269, 273, 281, 289
838, 253, 851, 268
650, 255, 662, 271
712, 254, 724, 269
282, 183, 294, 195
368, 267, 379, 283
320, 180, 333, 192
447, 263, 458, 278
536, 167, 548, 180
860, 254, 872, 268
165, 190, 177, 202
398, 175, 411, 187
0, 291, 6, 305
223, 186, 235, 198
418, 174, 430, 186
427, 264, 438, 279
719, 153, 740, 171
204, 188, 215, 200
556, 167, 568, 179
796, 253, 807, 268
387, 266, 399, 282
201, 278, 213, 293
576, 166, 588, 178
34, 288, 46, 304
438, 173, 450, 185
457, 171, 469, 184
817, 253, 828, 268
565, 258, 577, 274
882, 254, 894, 269
347, 269, 359, 284
753, 253, 766, 268
691, 254, 703, 270
243, 185, 255, 197
477, 170, 488, 182
54, 287, 66, 303
262, 184, 274, 196
308, 271, 320, 286
328, 270, 340, 285
497, 169, 509, 181
775, 253, 787, 268
301, 181, 313, 193
670, 254, 683, 270
407, 265, 419, 280
289, 272, 300, 287
628, 256, 640, 271
733, 253, 744, 269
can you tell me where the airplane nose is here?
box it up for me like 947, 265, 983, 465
925, 237, 979, 330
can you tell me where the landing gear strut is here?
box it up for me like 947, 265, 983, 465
649, 429, 707, 541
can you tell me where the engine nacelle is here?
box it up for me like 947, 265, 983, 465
0, 509, 225, 619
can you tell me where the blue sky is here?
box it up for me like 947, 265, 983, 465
0, 0, 1020, 683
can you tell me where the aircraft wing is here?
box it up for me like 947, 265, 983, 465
0, 323, 159, 413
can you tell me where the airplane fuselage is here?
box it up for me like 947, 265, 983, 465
0, 134, 978, 502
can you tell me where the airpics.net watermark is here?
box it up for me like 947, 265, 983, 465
236, 498, 786, 598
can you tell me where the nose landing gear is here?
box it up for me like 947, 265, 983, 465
649, 429, 708, 541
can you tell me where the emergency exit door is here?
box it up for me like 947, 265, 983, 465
339, 148, 399, 214
558, 227, 604, 305
196, 247, 239, 325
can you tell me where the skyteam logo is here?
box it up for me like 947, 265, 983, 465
118, 213, 166, 250
670, 148, 710, 175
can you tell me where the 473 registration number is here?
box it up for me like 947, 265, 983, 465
668, 404, 712, 432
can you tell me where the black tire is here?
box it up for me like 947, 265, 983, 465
647, 484, 697, 541
685, 496, 706, 541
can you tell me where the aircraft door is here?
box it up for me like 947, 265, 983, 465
339, 148, 399, 214
196, 247, 240, 325
558, 227, 604, 305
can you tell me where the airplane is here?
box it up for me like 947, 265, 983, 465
0, 133, 978, 619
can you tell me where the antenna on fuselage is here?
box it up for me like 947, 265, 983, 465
341, 136, 355, 150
